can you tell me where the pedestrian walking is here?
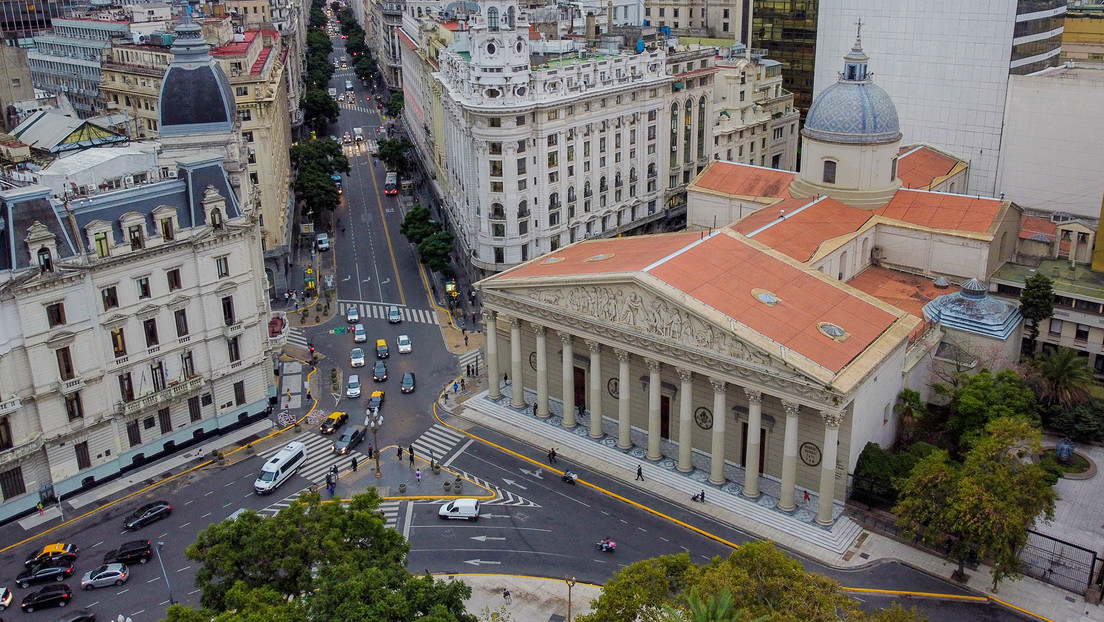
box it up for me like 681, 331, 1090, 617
453, 381, 459, 394
466, 364, 472, 377
331, 465, 339, 479
367, 444, 374, 459
548, 448, 557, 463
397, 446, 403, 461
503, 372, 509, 386
409, 452, 414, 467
636, 465, 644, 481
464, 334, 469, 346
36, 501, 44, 516
577, 403, 585, 418
415, 469, 422, 483
408, 444, 415, 461
803, 490, 811, 506
351, 457, 358, 472
460, 379, 465, 391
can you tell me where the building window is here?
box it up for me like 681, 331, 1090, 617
128, 225, 144, 250
94, 232, 110, 258
494, 247, 504, 263
38, 248, 52, 272
0, 418, 10, 450
236, 86, 248, 96
1049, 319, 1064, 336
65, 392, 84, 422
489, 117, 501, 128
181, 350, 194, 378
102, 286, 119, 311
228, 336, 241, 362
119, 372, 134, 402
126, 420, 141, 448
158, 407, 172, 434
136, 276, 151, 299
222, 296, 236, 326
0, 466, 26, 500
160, 218, 174, 241
56, 347, 75, 380
143, 319, 159, 347
167, 268, 182, 291
175, 310, 189, 337
111, 328, 127, 358
46, 302, 66, 327
822, 161, 837, 184
234, 380, 246, 406
75, 441, 91, 470
216, 256, 230, 278
188, 395, 201, 422
490, 161, 503, 177
487, 6, 499, 30
1076, 323, 1090, 342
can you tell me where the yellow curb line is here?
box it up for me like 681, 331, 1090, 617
432, 572, 603, 588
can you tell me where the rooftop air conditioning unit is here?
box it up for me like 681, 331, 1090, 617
86, 184, 97, 193
167, 169, 178, 178
124, 175, 134, 187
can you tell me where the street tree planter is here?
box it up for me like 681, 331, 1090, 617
443, 481, 451, 492
399, 483, 407, 494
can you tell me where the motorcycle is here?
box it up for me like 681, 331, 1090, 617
562, 470, 578, 484
596, 539, 616, 553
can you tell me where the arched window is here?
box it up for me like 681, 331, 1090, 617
37, 247, 53, 272
210, 208, 223, 229
697, 96, 706, 159
517, 199, 529, 217
550, 192, 559, 208
822, 161, 837, 184
567, 187, 576, 202
487, 7, 499, 31
890, 156, 898, 181
669, 103, 679, 167
584, 180, 592, 197
490, 202, 505, 219
683, 98, 693, 164
599, 176, 607, 192
507, 6, 515, 28
615, 172, 622, 187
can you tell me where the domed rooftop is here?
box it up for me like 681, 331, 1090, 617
158, 3, 236, 137
803, 32, 901, 145
923, 279, 1022, 340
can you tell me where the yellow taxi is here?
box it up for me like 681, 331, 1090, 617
320, 411, 348, 434
376, 338, 389, 359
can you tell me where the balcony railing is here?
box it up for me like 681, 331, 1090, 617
0, 432, 43, 466
0, 396, 22, 416
60, 378, 85, 394
118, 376, 204, 417
224, 321, 244, 339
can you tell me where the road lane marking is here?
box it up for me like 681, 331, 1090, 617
177, 522, 191, 529
176, 566, 191, 572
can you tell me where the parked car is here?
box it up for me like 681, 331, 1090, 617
346, 374, 362, 398
320, 411, 348, 434
0, 586, 12, 610
20, 584, 72, 612
397, 334, 412, 354
388, 305, 402, 323
367, 391, 385, 411
375, 339, 389, 359
346, 306, 359, 323
316, 232, 330, 251
353, 323, 367, 343
54, 608, 96, 622
332, 426, 364, 455
350, 347, 366, 368
123, 500, 171, 531
400, 372, 416, 394
24, 544, 78, 568
323, 274, 335, 291
372, 360, 387, 382
16, 563, 73, 588
102, 540, 150, 566
80, 564, 128, 590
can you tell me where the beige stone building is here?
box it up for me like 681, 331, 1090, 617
712, 49, 799, 171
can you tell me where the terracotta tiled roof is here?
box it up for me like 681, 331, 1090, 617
847, 266, 943, 342
897, 145, 960, 190
691, 160, 794, 199
729, 197, 874, 262
210, 30, 257, 56
249, 47, 270, 75
500, 232, 704, 280
396, 27, 417, 51
1020, 215, 1057, 241
874, 189, 1003, 234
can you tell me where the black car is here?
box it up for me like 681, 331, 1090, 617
400, 372, 416, 394
123, 500, 171, 531
372, 360, 387, 382
55, 608, 96, 622
17, 563, 74, 588
20, 584, 71, 612
102, 540, 151, 565
332, 426, 364, 455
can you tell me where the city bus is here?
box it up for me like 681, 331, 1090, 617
384, 172, 398, 195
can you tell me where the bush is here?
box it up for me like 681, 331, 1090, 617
1038, 454, 1064, 486
853, 441, 940, 506
1043, 402, 1104, 442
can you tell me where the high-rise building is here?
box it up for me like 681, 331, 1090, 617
751, 0, 820, 113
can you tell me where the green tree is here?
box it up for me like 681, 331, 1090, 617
1031, 346, 1093, 409
302, 88, 340, 133
893, 388, 927, 443
1019, 273, 1054, 358
179, 492, 476, 621
894, 417, 1057, 590
400, 204, 439, 245
291, 137, 350, 174
378, 137, 413, 175
385, 92, 405, 117
309, 6, 327, 28
420, 230, 455, 273
355, 56, 379, 83
947, 369, 1037, 449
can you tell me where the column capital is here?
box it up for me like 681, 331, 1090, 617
558, 331, 573, 345
822, 410, 845, 429
486, 310, 498, 322
645, 357, 662, 372
676, 367, 693, 382
585, 339, 602, 354
709, 378, 727, 393
532, 324, 546, 337
782, 400, 800, 417
614, 347, 631, 363
508, 316, 522, 329
745, 388, 762, 405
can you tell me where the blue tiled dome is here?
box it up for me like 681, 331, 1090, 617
803, 39, 901, 145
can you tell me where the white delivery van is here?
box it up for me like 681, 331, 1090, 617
254, 441, 307, 495
438, 498, 480, 521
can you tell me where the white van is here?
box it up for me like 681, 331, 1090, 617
438, 498, 480, 521
254, 441, 307, 495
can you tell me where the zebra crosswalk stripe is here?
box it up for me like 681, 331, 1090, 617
287, 327, 308, 348
410, 424, 465, 463
338, 301, 437, 325
259, 492, 403, 530
258, 432, 369, 484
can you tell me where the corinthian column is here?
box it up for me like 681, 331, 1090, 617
646, 358, 662, 460
510, 318, 524, 409
778, 400, 800, 512
676, 367, 694, 473
587, 340, 603, 438
534, 325, 548, 417
560, 332, 575, 427
486, 311, 500, 399
709, 378, 727, 485
743, 389, 763, 498
817, 410, 844, 526
616, 348, 632, 449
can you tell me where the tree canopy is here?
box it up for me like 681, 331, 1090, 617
577, 542, 925, 622
302, 88, 340, 134
170, 492, 475, 622
377, 137, 413, 175
385, 92, 405, 117
945, 369, 1037, 449
1030, 345, 1093, 409
1019, 273, 1054, 358
894, 416, 1057, 590
290, 139, 350, 224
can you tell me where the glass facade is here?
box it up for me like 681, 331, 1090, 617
753, 0, 819, 113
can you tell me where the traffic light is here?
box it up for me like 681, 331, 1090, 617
309, 344, 316, 354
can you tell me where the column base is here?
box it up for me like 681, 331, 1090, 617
618, 441, 633, 450
741, 488, 759, 499
646, 450, 662, 461
589, 430, 604, 439
536, 409, 550, 419
816, 516, 834, 527
709, 476, 726, 486
677, 464, 693, 473
777, 502, 796, 513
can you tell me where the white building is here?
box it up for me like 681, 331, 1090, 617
711, 46, 799, 170
813, 0, 1067, 197
418, 0, 716, 275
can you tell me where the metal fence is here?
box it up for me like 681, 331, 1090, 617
1021, 530, 1098, 594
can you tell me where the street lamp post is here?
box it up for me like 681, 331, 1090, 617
155, 541, 175, 605
365, 408, 383, 478
565, 576, 576, 622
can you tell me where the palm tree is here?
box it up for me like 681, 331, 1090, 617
893, 388, 928, 442
1033, 346, 1094, 409
657, 588, 767, 622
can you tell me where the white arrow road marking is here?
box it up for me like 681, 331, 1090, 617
463, 559, 501, 566
480, 513, 511, 518
342, 276, 352, 281
501, 478, 527, 490
520, 468, 543, 479
470, 535, 506, 542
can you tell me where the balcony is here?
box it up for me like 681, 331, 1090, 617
268, 312, 289, 349
224, 321, 244, 339
0, 396, 22, 416
118, 376, 204, 417
0, 433, 44, 466
60, 377, 85, 395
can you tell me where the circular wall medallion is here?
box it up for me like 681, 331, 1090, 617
799, 442, 822, 467
694, 407, 713, 430
486, 42, 497, 55
607, 377, 619, 398
529, 351, 537, 370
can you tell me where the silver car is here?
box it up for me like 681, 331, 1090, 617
80, 563, 128, 590
346, 374, 362, 398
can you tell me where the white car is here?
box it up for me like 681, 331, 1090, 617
316, 232, 330, 251
388, 305, 402, 323
346, 305, 359, 323
346, 374, 362, 398
350, 347, 365, 367
397, 334, 412, 354
353, 323, 367, 343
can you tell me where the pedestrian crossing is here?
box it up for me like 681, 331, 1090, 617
258, 432, 371, 484
450, 469, 540, 507
339, 301, 438, 325
458, 348, 483, 377
287, 327, 308, 348
258, 490, 402, 529
410, 424, 466, 465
